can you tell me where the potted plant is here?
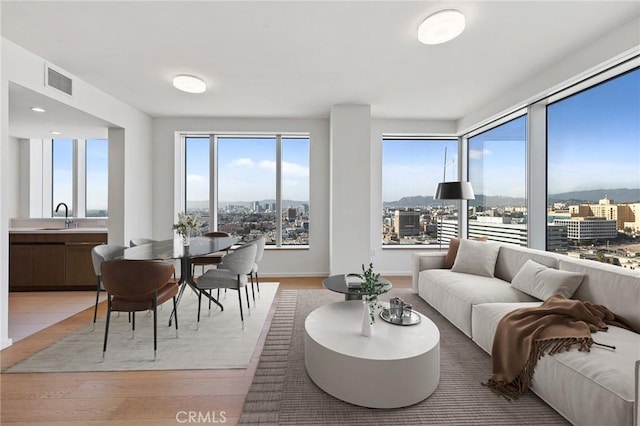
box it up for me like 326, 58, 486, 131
357, 263, 386, 336
172, 212, 201, 246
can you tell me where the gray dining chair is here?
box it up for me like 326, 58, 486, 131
91, 244, 127, 326
130, 238, 156, 247
195, 242, 257, 326
219, 236, 265, 302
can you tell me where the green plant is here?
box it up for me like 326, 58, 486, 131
172, 212, 201, 237
357, 263, 386, 324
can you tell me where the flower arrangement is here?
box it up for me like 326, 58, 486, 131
172, 212, 201, 240
357, 263, 387, 325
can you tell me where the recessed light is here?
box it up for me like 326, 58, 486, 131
172, 74, 207, 93
50, 131, 62, 135
31, 106, 46, 112
418, 9, 466, 45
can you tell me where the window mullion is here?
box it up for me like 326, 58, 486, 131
75, 139, 86, 218
210, 135, 218, 231
276, 134, 282, 247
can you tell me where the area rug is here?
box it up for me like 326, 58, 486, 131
239, 288, 569, 425
5, 283, 279, 373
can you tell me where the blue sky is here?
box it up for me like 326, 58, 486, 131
186, 136, 310, 203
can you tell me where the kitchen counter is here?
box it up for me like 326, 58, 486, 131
9, 227, 108, 234
9, 229, 108, 291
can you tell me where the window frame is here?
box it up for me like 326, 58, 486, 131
47, 138, 108, 218
181, 132, 311, 248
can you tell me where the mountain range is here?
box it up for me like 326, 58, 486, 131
383, 188, 640, 208
188, 188, 639, 210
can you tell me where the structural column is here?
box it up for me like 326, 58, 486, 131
329, 105, 371, 275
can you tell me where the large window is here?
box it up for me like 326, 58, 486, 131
185, 134, 310, 246
382, 138, 458, 246
51, 138, 108, 218
52, 139, 74, 216
547, 67, 640, 265
85, 139, 109, 217
468, 115, 528, 246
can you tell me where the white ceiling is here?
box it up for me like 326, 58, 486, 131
3, 1, 639, 136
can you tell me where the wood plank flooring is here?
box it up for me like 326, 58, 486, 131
1, 276, 411, 425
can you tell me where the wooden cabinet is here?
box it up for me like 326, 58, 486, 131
9, 232, 107, 291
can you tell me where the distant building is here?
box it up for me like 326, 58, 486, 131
553, 217, 617, 242
286, 207, 297, 221
547, 224, 568, 252
394, 209, 420, 238
468, 218, 528, 246
569, 198, 640, 231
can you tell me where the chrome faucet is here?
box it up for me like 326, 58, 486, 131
55, 202, 74, 228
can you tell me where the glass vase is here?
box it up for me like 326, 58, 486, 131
182, 234, 190, 246
361, 300, 374, 337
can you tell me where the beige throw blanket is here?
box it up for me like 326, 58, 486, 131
485, 294, 636, 400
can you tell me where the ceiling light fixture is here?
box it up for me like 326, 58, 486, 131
31, 106, 46, 112
418, 9, 466, 45
50, 131, 62, 135
172, 74, 207, 94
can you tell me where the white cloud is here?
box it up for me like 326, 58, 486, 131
257, 160, 309, 178
228, 158, 255, 168
469, 148, 491, 160
186, 174, 205, 182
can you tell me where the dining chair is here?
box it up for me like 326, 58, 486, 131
91, 244, 127, 327
195, 242, 257, 326
100, 259, 178, 360
219, 236, 265, 302
191, 231, 231, 276
130, 238, 156, 247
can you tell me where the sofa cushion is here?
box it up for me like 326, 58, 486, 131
510, 259, 585, 300
451, 239, 500, 277
419, 269, 537, 337
444, 237, 488, 269
560, 258, 640, 332
494, 244, 560, 283
472, 301, 639, 426
471, 302, 542, 354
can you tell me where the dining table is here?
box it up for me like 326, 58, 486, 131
115, 236, 238, 325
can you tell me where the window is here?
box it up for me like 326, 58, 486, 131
547, 67, 640, 266
382, 138, 458, 246
184, 134, 310, 246
467, 115, 528, 246
51, 138, 108, 218
85, 139, 109, 217
185, 136, 210, 230
52, 139, 74, 216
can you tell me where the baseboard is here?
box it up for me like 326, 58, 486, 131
1, 338, 13, 350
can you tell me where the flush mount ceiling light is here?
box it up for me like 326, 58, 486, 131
418, 9, 465, 45
172, 74, 206, 93
31, 106, 46, 112
50, 131, 62, 135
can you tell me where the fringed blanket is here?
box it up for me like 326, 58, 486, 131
485, 294, 636, 400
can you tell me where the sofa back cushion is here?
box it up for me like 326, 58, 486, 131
451, 239, 500, 277
494, 244, 560, 283
511, 259, 585, 300
560, 258, 640, 331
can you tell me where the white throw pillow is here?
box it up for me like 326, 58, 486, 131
511, 259, 585, 300
451, 239, 500, 278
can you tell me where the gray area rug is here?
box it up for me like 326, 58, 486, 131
5, 283, 278, 373
240, 288, 569, 425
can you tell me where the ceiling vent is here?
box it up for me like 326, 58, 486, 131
45, 64, 73, 96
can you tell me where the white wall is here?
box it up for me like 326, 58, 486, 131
152, 117, 330, 276
1, 38, 153, 347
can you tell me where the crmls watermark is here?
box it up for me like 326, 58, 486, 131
175, 411, 227, 424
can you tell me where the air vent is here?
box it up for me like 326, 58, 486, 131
45, 65, 73, 96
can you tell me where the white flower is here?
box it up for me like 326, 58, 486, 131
172, 212, 201, 237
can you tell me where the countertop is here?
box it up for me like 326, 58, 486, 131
9, 227, 108, 234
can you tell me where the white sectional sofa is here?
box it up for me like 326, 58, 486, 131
412, 240, 640, 426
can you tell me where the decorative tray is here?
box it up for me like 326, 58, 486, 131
380, 308, 421, 326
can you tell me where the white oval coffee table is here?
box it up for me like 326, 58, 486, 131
304, 300, 440, 408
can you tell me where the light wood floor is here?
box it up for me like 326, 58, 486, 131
1, 276, 411, 425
